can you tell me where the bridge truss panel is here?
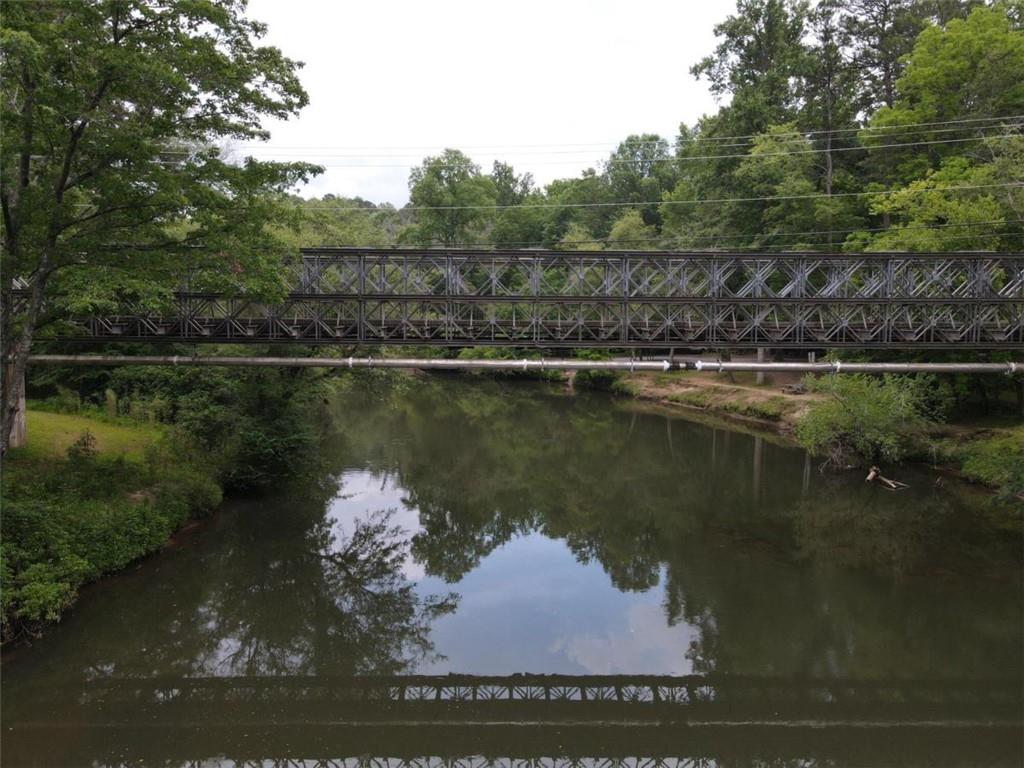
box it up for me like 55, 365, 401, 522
18, 249, 1024, 348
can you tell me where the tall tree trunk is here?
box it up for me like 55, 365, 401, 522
824, 100, 834, 250
1, 257, 48, 456
1, 353, 26, 451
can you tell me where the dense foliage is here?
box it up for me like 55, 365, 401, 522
2, 353, 338, 641
795, 373, 940, 466
29, 349, 333, 492
0, 0, 320, 452
1, 429, 220, 641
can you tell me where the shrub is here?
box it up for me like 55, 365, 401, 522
66, 430, 98, 463
50, 386, 82, 414
573, 350, 620, 391
795, 374, 937, 467
959, 428, 1024, 500
156, 466, 223, 517
609, 378, 640, 397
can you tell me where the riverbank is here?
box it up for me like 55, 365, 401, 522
447, 362, 1021, 499
610, 370, 1023, 501
611, 369, 816, 432
1, 410, 222, 644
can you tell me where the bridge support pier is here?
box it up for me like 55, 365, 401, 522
756, 348, 766, 386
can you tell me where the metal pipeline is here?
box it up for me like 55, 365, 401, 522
24, 355, 1023, 375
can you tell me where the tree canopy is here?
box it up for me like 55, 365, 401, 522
1, 0, 320, 451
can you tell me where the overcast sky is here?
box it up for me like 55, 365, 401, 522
244, 0, 735, 205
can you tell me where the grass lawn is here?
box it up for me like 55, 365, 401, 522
11, 410, 161, 461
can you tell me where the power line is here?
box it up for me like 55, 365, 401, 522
257, 134, 1019, 170
231, 123, 1024, 160
234, 114, 1024, 153
284, 182, 1023, 212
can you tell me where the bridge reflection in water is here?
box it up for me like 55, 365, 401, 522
6, 674, 1021, 767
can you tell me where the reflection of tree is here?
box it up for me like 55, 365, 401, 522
664, 486, 1024, 679
22, 379, 1013, 688
337, 378, 1022, 681
309, 510, 458, 673
3, 497, 457, 699
202, 508, 457, 677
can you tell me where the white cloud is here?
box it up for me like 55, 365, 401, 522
550, 601, 697, 675
245, 0, 734, 205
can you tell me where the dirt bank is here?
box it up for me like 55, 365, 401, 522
610, 369, 822, 434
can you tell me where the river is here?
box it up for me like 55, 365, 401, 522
3, 377, 1022, 766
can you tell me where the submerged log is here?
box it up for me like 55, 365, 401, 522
866, 465, 909, 491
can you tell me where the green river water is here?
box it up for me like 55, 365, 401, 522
3, 377, 1022, 766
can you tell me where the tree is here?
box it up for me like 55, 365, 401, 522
866, 147, 1022, 251
839, 0, 926, 111
660, 124, 742, 248
605, 210, 659, 249
542, 169, 615, 242
795, 374, 937, 466
691, 0, 809, 134
404, 149, 495, 246
277, 196, 399, 248
860, 4, 1024, 248
604, 134, 677, 228
556, 222, 599, 251
1, 0, 318, 454
799, 1, 862, 200
488, 162, 545, 247
732, 125, 862, 248
840, 0, 986, 112
678, 1, 809, 250
872, 4, 1024, 126
489, 161, 533, 207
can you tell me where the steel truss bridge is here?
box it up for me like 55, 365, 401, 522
54, 248, 1024, 349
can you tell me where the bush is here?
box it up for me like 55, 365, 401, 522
156, 466, 223, 517
795, 374, 938, 467
573, 350, 620, 391
959, 428, 1024, 500
0, 447, 220, 643
29, 385, 84, 415
454, 347, 562, 381
66, 430, 98, 463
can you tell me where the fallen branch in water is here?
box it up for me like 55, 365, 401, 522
866, 465, 910, 491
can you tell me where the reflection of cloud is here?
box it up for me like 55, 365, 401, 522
327, 470, 425, 580
327, 475, 699, 675
551, 602, 696, 675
